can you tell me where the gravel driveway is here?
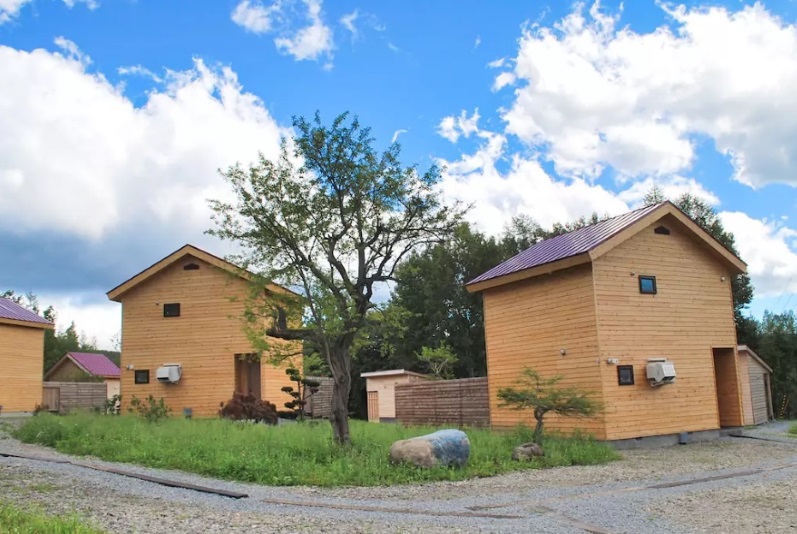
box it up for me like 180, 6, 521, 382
2, 423, 797, 533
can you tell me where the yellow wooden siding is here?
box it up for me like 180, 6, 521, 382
748, 358, 769, 424
737, 353, 754, 426
0, 324, 44, 412
119, 255, 298, 417
593, 216, 739, 440
483, 264, 606, 438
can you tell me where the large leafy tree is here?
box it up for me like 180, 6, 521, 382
208, 112, 462, 444
643, 187, 755, 343
757, 311, 797, 418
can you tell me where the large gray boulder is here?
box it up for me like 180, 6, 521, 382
389, 429, 470, 468
512, 442, 544, 461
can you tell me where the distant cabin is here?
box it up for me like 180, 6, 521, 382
737, 345, 774, 425
45, 352, 121, 399
106, 244, 301, 417
361, 369, 428, 422
0, 297, 54, 414
467, 201, 749, 442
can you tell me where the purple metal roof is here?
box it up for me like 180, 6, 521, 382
68, 352, 121, 378
0, 297, 53, 326
468, 202, 666, 286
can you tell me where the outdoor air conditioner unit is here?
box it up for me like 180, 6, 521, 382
156, 364, 182, 384
646, 359, 676, 387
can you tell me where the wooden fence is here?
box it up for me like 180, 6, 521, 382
42, 382, 107, 414
395, 377, 489, 427
305, 376, 333, 418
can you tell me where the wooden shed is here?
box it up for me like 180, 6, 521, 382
467, 201, 748, 442
361, 369, 428, 422
0, 297, 54, 414
44, 352, 121, 399
737, 345, 774, 425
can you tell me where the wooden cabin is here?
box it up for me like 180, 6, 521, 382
361, 369, 428, 422
467, 201, 748, 441
107, 244, 300, 417
737, 345, 774, 425
0, 297, 54, 414
44, 352, 121, 399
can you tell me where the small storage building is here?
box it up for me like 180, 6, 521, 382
45, 352, 121, 399
737, 345, 774, 425
0, 297, 54, 414
361, 369, 428, 422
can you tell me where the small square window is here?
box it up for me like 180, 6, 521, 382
163, 303, 181, 317
617, 365, 635, 386
638, 275, 657, 295
134, 370, 150, 384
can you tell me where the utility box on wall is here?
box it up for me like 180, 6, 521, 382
646, 359, 676, 387
156, 364, 182, 384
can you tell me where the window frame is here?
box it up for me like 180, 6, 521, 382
617, 365, 635, 386
638, 275, 657, 295
134, 370, 150, 384
163, 303, 181, 317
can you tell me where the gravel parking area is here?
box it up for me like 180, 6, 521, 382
2, 422, 797, 533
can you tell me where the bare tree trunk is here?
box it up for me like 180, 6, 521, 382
533, 408, 545, 445
328, 344, 352, 445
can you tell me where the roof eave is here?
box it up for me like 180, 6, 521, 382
465, 253, 592, 293
0, 317, 54, 330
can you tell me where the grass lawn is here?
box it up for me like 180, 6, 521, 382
14, 414, 618, 487
0, 501, 104, 534
788, 422, 797, 435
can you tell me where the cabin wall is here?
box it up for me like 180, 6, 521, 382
748, 357, 770, 424
483, 264, 606, 439
46, 359, 90, 382
0, 324, 45, 412
119, 256, 297, 417
737, 352, 754, 426
593, 216, 739, 440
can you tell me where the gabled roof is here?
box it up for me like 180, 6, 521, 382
107, 244, 299, 302
360, 369, 428, 379
0, 297, 54, 329
737, 345, 774, 374
467, 201, 747, 292
45, 352, 121, 380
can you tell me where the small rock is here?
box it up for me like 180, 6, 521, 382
512, 442, 544, 461
389, 429, 470, 468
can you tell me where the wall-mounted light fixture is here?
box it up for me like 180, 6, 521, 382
560, 348, 567, 356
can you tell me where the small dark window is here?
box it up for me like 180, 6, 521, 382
654, 225, 670, 235
617, 365, 635, 386
134, 370, 150, 384
638, 276, 657, 295
163, 303, 181, 317
183, 263, 200, 271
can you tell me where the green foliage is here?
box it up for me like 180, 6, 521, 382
788, 422, 797, 435
208, 111, 464, 444
279, 367, 322, 421
104, 394, 121, 416
498, 368, 601, 444
0, 501, 104, 534
417, 343, 458, 379
128, 395, 170, 423
14, 414, 618, 487
756, 311, 797, 419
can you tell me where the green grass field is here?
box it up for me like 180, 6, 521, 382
0, 502, 104, 534
14, 414, 619, 486
788, 422, 797, 435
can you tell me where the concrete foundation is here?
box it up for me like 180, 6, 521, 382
608, 428, 741, 450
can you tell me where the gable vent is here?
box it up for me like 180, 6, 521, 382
654, 226, 670, 235
183, 263, 200, 270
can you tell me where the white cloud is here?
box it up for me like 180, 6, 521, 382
41, 293, 121, 349
437, 109, 481, 143
340, 9, 357, 36
474, 35, 481, 49
391, 129, 407, 143
492, 71, 515, 92
487, 58, 506, 68
721, 212, 797, 297
231, 0, 280, 34
117, 65, 163, 83
1, 0, 95, 24
501, 2, 797, 187
274, 0, 333, 62
0, 41, 289, 240
618, 176, 720, 208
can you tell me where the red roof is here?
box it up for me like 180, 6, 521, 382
0, 297, 54, 326
467, 202, 666, 286
67, 352, 120, 378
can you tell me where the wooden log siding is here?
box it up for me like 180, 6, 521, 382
394, 377, 489, 427
45, 382, 107, 413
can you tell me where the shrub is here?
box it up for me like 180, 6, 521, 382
278, 367, 320, 421
218, 392, 278, 425
129, 395, 170, 422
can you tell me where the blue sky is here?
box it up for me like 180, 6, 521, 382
1, 0, 796, 347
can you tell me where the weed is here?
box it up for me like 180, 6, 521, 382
128, 395, 170, 423
0, 501, 104, 533
14, 414, 619, 487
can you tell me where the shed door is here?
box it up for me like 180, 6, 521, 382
750, 373, 768, 425
235, 358, 262, 400
367, 391, 379, 422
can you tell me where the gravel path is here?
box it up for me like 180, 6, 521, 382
2, 423, 797, 533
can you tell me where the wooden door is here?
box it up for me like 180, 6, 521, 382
713, 348, 742, 427
367, 391, 379, 422
235, 358, 262, 400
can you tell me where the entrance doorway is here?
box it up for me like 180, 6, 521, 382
713, 347, 742, 427
367, 391, 379, 422
235, 357, 261, 400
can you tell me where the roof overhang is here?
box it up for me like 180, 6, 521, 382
465, 253, 592, 293
107, 244, 300, 302
737, 345, 774, 374
0, 317, 54, 330
360, 369, 428, 379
